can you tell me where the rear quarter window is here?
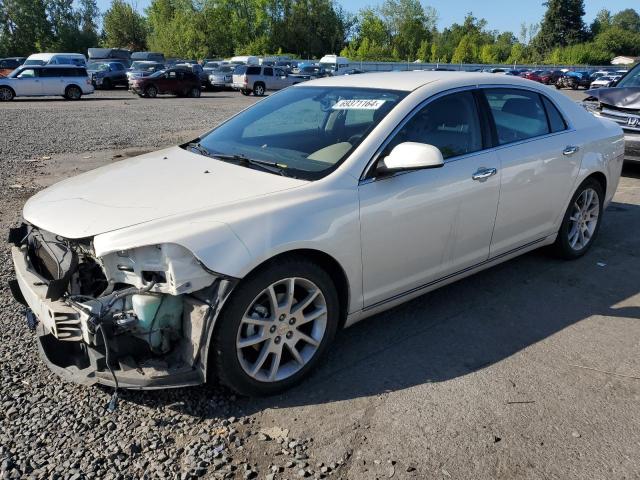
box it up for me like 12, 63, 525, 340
542, 97, 567, 133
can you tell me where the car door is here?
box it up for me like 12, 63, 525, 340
157, 71, 176, 93
274, 68, 288, 88
112, 63, 127, 85
481, 88, 582, 257
49, 68, 71, 95
262, 67, 275, 90
13, 68, 42, 96
358, 90, 501, 307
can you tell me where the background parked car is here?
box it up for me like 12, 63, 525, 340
590, 75, 621, 89
539, 70, 563, 85
23, 53, 86, 67
131, 51, 165, 63
207, 65, 234, 90
86, 61, 128, 89
129, 68, 201, 98
175, 63, 208, 86
521, 70, 543, 82
126, 61, 165, 80
0, 57, 25, 77
0, 65, 93, 101
87, 48, 131, 67
232, 65, 304, 96
556, 71, 592, 90
294, 65, 329, 78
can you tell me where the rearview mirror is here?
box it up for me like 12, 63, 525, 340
378, 142, 444, 175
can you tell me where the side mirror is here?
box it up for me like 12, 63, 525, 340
377, 142, 444, 176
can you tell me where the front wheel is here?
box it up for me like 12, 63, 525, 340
101, 78, 112, 90
553, 179, 604, 259
189, 87, 201, 98
212, 258, 339, 396
0, 86, 14, 101
145, 85, 158, 98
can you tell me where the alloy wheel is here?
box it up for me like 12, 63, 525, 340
568, 187, 600, 251
0, 87, 13, 101
236, 277, 327, 382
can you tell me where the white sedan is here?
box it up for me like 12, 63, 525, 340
10, 72, 624, 395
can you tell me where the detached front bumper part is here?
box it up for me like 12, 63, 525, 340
625, 133, 640, 162
35, 323, 204, 389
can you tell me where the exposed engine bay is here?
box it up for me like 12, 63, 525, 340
8, 223, 236, 389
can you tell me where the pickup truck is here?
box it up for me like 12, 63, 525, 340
232, 65, 309, 96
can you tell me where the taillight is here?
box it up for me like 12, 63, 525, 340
243, 75, 248, 85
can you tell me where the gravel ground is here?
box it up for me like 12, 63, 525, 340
1, 87, 639, 480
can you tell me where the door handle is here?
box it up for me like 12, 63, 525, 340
472, 167, 497, 181
563, 145, 580, 156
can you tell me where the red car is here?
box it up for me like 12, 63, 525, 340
539, 70, 564, 85
521, 70, 544, 83
129, 68, 201, 98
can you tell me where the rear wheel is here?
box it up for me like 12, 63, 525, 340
553, 179, 604, 259
253, 83, 265, 96
64, 85, 82, 100
212, 257, 339, 396
145, 85, 158, 98
240, 89, 251, 96
0, 86, 14, 101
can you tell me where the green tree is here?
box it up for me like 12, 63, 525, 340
451, 34, 477, 64
380, 0, 436, 59
102, 0, 147, 50
532, 0, 587, 55
0, 0, 52, 56
590, 9, 611, 36
611, 9, 640, 33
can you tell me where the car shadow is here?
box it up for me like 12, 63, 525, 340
118, 199, 640, 419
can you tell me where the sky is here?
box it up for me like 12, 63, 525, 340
95, 0, 637, 34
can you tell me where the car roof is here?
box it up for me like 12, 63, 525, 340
299, 71, 550, 92
23, 64, 84, 69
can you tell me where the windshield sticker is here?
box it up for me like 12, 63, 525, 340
332, 99, 386, 110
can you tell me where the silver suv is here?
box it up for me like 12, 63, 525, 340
232, 65, 304, 96
0, 65, 94, 101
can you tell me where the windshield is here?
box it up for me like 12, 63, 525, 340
617, 64, 640, 87
212, 66, 233, 74
204, 62, 219, 69
319, 62, 335, 71
87, 62, 110, 71
23, 59, 45, 66
149, 70, 166, 78
131, 61, 161, 70
194, 86, 407, 180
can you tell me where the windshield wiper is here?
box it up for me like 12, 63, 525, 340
186, 141, 211, 157
211, 153, 290, 177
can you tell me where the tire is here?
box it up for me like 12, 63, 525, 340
555, 83, 562, 89
189, 87, 201, 98
553, 178, 604, 259
64, 85, 82, 100
145, 85, 157, 98
101, 78, 112, 90
240, 89, 250, 96
212, 257, 339, 396
253, 83, 265, 96
0, 86, 14, 101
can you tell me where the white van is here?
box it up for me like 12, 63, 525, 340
319, 54, 350, 75
24, 53, 87, 67
230, 56, 259, 66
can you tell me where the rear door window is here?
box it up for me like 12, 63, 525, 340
263, 67, 273, 76
246, 66, 261, 75
483, 89, 550, 144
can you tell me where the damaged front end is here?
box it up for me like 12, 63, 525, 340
583, 86, 640, 162
8, 223, 236, 389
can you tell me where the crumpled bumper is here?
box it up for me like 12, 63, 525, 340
34, 322, 204, 389
624, 132, 640, 162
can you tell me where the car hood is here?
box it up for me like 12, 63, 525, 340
23, 146, 307, 239
587, 86, 640, 110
